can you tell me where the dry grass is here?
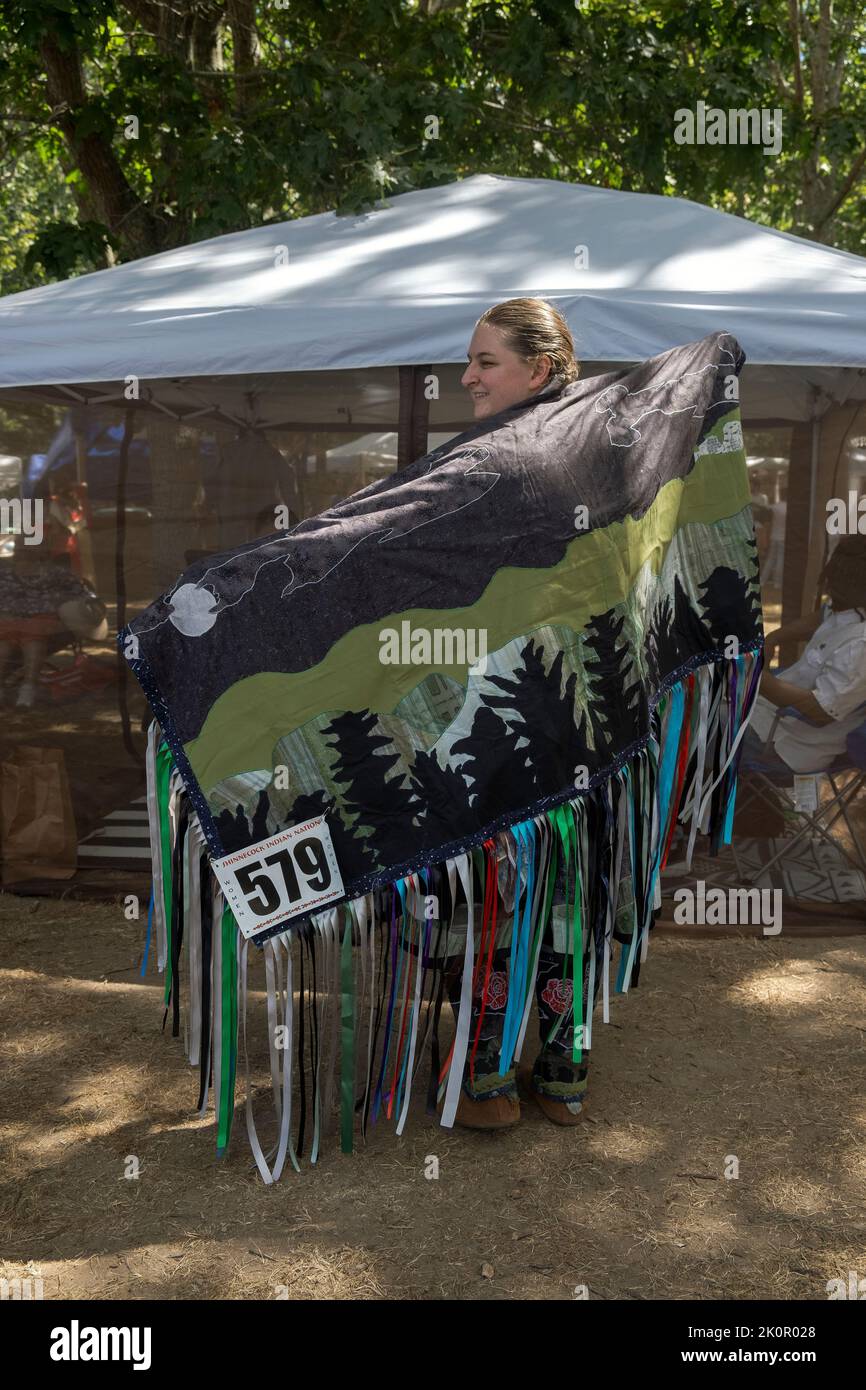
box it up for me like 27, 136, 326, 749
1, 892, 864, 1301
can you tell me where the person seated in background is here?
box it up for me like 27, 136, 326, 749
0, 531, 95, 708
743, 534, 866, 773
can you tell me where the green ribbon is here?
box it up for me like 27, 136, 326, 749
155, 742, 174, 1008
566, 805, 583, 1063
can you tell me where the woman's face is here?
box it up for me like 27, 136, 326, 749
461, 323, 551, 421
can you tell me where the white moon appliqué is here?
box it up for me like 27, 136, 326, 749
167, 582, 220, 636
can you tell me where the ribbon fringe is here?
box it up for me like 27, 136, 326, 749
143, 647, 762, 1179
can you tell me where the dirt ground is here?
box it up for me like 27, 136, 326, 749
1, 892, 864, 1302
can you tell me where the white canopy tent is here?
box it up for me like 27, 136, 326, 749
0, 172, 864, 431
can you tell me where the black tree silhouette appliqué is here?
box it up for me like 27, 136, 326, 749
408, 747, 477, 844
584, 606, 647, 756
451, 703, 538, 826
699, 564, 762, 648
647, 573, 714, 683
324, 709, 419, 866
482, 639, 600, 789
215, 787, 270, 852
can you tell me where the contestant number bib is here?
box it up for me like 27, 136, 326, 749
212, 816, 344, 940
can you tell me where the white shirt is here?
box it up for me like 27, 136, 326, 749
749, 605, 866, 772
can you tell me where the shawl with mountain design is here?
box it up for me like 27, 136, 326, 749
123, 331, 764, 1179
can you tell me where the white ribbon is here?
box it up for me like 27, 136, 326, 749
440, 854, 474, 1129
694, 662, 757, 829
396, 875, 426, 1135
163, 778, 182, 977
685, 664, 711, 868
241, 934, 297, 1184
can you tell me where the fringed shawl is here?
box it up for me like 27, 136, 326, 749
123, 331, 764, 1178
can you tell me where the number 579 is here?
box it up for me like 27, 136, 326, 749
233, 838, 331, 916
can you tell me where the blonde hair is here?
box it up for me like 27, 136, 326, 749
475, 297, 579, 386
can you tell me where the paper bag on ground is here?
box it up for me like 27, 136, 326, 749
0, 745, 78, 883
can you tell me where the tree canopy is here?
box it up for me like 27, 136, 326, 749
0, 0, 864, 295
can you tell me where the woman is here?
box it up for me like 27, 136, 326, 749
741, 533, 866, 773
448, 297, 594, 1131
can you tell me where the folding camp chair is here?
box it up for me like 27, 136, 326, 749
731, 695, 866, 898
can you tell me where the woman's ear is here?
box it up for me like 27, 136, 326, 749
531, 354, 553, 389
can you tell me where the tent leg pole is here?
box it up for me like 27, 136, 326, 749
115, 406, 141, 764
780, 421, 813, 668
397, 365, 431, 471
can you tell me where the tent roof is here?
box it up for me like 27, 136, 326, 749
1, 174, 865, 430
1, 173, 865, 388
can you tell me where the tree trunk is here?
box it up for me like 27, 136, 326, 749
784, 0, 865, 243
39, 33, 163, 260
189, 6, 225, 72
227, 0, 260, 115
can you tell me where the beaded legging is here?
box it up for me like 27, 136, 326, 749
444, 944, 596, 1100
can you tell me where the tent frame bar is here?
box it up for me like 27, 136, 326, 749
3, 381, 409, 434
0, 378, 837, 439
